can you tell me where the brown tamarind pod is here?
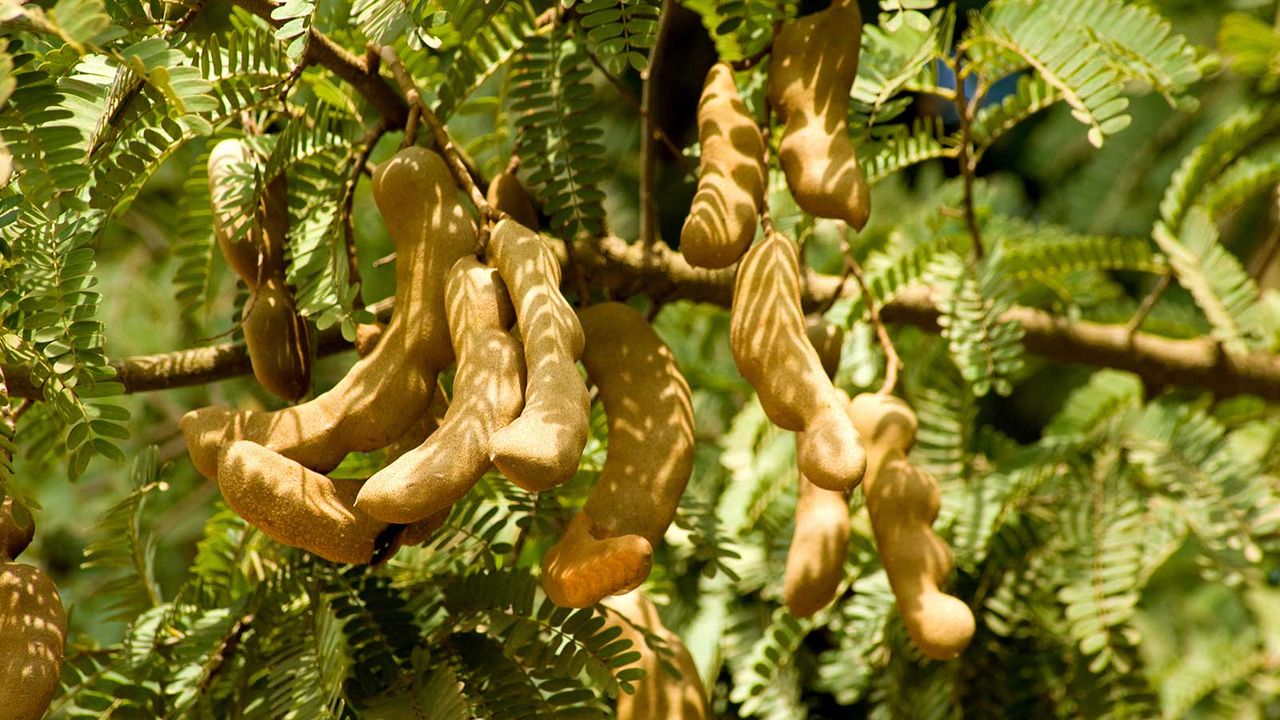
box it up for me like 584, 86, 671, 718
217, 440, 425, 564
849, 392, 974, 660
183, 147, 476, 479
602, 590, 709, 720
487, 171, 540, 231
541, 302, 694, 607
806, 317, 844, 380
209, 141, 312, 402
209, 139, 266, 281
679, 63, 766, 269
784, 317, 850, 618
356, 257, 526, 523
767, 0, 870, 231
730, 232, 865, 491
0, 506, 67, 720
486, 218, 590, 492
241, 278, 311, 402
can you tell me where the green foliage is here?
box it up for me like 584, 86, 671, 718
4, 1, 1280, 718
511, 34, 608, 239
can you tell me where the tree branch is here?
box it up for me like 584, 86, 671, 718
638, 0, 676, 247
12, 238, 1279, 400
232, 0, 409, 127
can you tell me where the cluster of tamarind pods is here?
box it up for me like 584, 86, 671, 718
0, 2, 970, 715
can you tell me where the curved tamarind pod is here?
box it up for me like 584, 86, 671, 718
218, 440, 421, 564
679, 63, 766, 269
541, 513, 652, 608
486, 218, 589, 492
541, 303, 694, 607
602, 590, 709, 720
487, 171, 540, 231
0, 497, 33, 562
784, 317, 850, 618
849, 393, 974, 660
730, 232, 865, 491
0, 562, 67, 720
357, 257, 526, 523
783, 474, 850, 617
241, 279, 311, 401
209, 139, 265, 281
806, 317, 844, 380
210, 142, 312, 401
183, 147, 475, 479
0, 507, 66, 720
767, 0, 870, 231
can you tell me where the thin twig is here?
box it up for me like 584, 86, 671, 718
583, 47, 688, 167
839, 237, 901, 395
1125, 272, 1171, 341
376, 45, 503, 252
759, 99, 776, 238
340, 120, 389, 302
953, 60, 984, 261
639, 0, 676, 248
1248, 185, 1280, 280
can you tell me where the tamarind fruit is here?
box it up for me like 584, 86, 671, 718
541, 302, 694, 607
730, 232, 865, 491
0, 501, 67, 720
209, 139, 312, 402
784, 318, 850, 618
767, 0, 870, 231
487, 171, 540, 230
486, 218, 590, 492
183, 147, 475, 479
217, 439, 433, 564
602, 590, 709, 720
680, 63, 766, 269
381, 381, 450, 464
849, 392, 974, 660
806, 316, 844, 379
356, 257, 527, 523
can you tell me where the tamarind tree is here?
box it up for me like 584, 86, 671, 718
3, 0, 1280, 716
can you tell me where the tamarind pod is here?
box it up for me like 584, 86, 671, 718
210, 145, 313, 402
218, 440, 412, 564
849, 393, 975, 660
209, 139, 265, 283
183, 147, 475, 479
805, 317, 844, 380
0, 562, 67, 720
766, 0, 870, 231
729, 232, 865, 491
356, 258, 527, 524
601, 590, 709, 720
241, 279, 312, 402
541, 512, 652, 608
679, 63, 766, 269
486, 171, 540, 231
784, 317, 850, 618
0, 496, 34, 562
783, 474, 850, 618
486, 218, 590, 492
541, 302, 694, 607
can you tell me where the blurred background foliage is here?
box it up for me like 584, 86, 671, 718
4, 0, 1280, 716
